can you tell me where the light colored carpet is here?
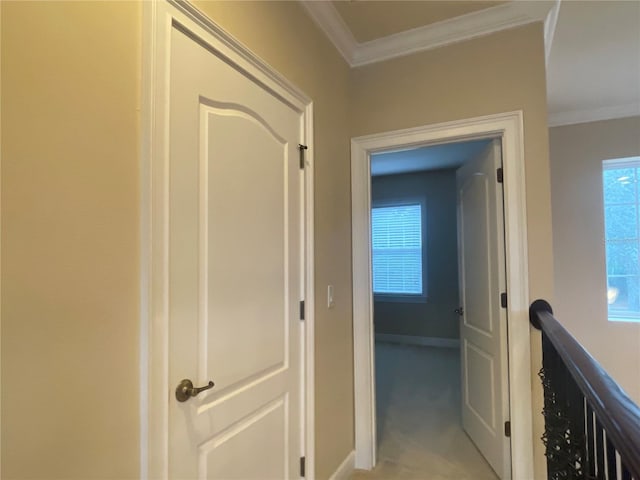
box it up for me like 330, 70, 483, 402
350, 342, 499, 480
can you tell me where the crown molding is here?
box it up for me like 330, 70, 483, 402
300, 1, 556, 68
544, 0, 562, 62
548, 102, 640, 127
352, 1, 554, 66
299, 1, 357, 64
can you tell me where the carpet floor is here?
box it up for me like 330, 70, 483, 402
350, 342, 500, 480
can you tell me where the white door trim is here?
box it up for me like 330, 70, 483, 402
140, 1, 315, 478
351, 111, 533, 479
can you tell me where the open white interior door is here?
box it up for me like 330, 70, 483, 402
457, 139, 511, 479
167, 20, 305, 479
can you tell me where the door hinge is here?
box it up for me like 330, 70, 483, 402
500, 292, 507, 309
300, 456, 306, 477
496, 167, 504, 183
298, 144, 308, 169
504, 420, 511, 437
300, 300, 305, 321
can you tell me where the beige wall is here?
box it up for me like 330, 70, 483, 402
1, 1, 353, 479
1, 1, 141, 478
2, 3, 556, 479
372, 170, 460, 339
349, 23, 553, 478
550, 116, 640, 403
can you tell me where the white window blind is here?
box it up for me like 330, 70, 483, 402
371, 204, 423, 295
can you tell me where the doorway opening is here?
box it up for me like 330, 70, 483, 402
360, 138, 506, 479
350, 112, 534, 480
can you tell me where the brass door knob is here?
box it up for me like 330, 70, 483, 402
175, 379, 215, 402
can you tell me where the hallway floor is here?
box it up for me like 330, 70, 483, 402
350, 342, 499, 480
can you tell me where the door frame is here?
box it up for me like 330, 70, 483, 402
140, 1, 316, 478
351, 111, 533, 479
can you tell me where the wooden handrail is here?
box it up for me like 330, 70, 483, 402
530, 302, 640, 478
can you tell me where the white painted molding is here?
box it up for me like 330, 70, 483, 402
351, 111, 534, 478
299, 0, 553, 67
299, 1, 357, 64
548, 102, 640, 127
303, 102, 317, 480
375, 333, 460, 349
351, 136, 377, 470
0, 3, 3, 475
141, 1, 316, 478
328, 451, 355, 480
352, 1, 553, 67
544, 0, 562, 63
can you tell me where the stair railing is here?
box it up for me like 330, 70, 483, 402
530, 300, 640, 480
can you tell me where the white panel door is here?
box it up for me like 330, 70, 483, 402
457, 140, 511, 479
168, 24, 304, 479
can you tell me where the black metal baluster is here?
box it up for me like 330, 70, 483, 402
540, 331, 561, 479
586, 403, 596, 479
606, 435, 618, 480
540, 329, 586, 479
568, 374, 586, 477
596, 419, 606, 480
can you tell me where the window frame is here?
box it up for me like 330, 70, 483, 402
371, 197, 427, 303
602, 156, 640, 323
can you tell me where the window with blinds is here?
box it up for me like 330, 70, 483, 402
371, 203, 424, 296
603, 156, 640, 322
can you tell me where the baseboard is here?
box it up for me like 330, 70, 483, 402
375, 333, 460, 348
329, 450, 355, 480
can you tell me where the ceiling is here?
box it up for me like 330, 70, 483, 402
371, 139, 492, 176
332, 1, 505, 43
302, 0, 640, 127
546, 0, 640, 126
